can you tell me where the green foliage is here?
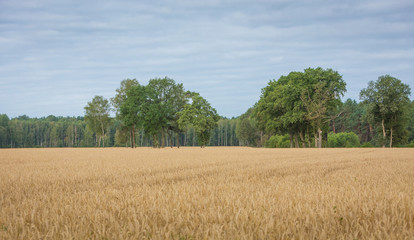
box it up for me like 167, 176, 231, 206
111, 78, 140, 115
211, 118, 239, 146
112, 79, 141, 148
360, 142, 373, 148
407, 101, 414, 143
0, 114, 9, 147
143, 77, 187, 147
403, 142, 414, 148
253, 67, 346, 148
265, 135, 290, 148
119, 84, 147, 148
236, 108, 260, 146
327, 132, 360, 148
360, 75, 411, 147
84, 96, 111, 147
178, 93, 219, 147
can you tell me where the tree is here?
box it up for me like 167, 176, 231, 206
146, 77, 187, 147
84, 96, 111, 147
119, 84, 147, 148
253, 67, 346, 148
360, 75, 411, 147
0, 114, 9, 147
112, 79, 140, 147
408, 101, 414, 143
300, 68, 346, 148
236, 108, 259, 146
178, 93, 219, 147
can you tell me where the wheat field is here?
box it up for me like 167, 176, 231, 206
0, 147, 413, 239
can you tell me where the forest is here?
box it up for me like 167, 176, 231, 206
1, 68, 413, 148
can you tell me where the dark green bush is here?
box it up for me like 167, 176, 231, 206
403, 142, 414, 148
328, 132, 360, 148
265, 135, 290, 148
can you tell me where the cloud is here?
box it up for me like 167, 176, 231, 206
0, 0, 413, 118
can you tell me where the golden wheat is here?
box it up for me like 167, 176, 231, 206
0, 147, 413, 239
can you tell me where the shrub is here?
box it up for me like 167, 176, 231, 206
360, 142, 373, 148
265, 135, 290, 148
403, 142, 414, 148
328, 132, 360, 148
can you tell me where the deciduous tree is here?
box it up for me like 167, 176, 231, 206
178, 93, 219, 147
84, 96, 111, 147
360, 75, 411, 147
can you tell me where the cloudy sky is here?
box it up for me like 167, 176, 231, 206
1, 0, 413, 118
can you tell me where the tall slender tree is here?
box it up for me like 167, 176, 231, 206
84, 96, 111, 147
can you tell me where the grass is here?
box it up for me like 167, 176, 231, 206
0, 147, 413, 239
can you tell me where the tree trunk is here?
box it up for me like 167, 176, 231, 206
193, 132, 196, 146
176, 133, 180, 148
225, 124, 228, 146
140, 130, 143, 147
332, 119, 336, 133
161, 129, 165, 148
129, 129, 133, 148
289, 133, 293, 148
368, 124, 373, 141
317, 127, 322, 148
132, 126, 136, 148
390, 127, 393, 148
294, 133, 299, 148
381, 119, 386, 148
153, 134, 158, 148
299, 131, 306, 148
167, 130, 173, 148
260, 131, 263, 147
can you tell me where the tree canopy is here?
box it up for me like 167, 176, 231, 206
253, 67, 346, 148
178, 93, 219, 147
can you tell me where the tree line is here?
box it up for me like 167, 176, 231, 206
237, 69, 413, 148
1, 69, 413, 148
0, 114, 239, 148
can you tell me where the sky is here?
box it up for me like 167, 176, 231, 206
1, 0, 413, 118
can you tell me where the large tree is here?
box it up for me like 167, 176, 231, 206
119, 84, 147, 148
300, 68, 346, 148
253, 67, 346, 148
146, 77, 187, 147
178, 93, 219, 147
84, 96, 111, 147
111, 79, 140, 147
360, 75, 411, 147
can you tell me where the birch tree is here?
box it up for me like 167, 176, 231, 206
84, 96, 111, 147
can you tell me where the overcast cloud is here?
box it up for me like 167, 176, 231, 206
1, 0, 413, 118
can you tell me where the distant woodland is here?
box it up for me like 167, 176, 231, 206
1, 68, 413, 148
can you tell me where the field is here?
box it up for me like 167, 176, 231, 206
0, 147, 413, 239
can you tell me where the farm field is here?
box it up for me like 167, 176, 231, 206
0, 147, 413, 239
